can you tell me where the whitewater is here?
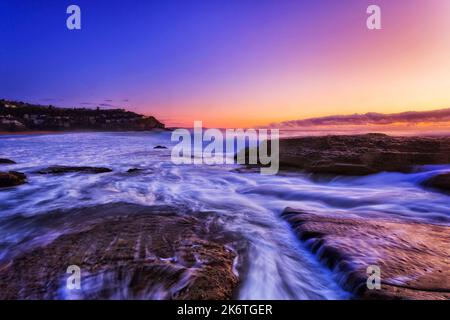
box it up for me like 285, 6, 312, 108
0, 132, 449, 299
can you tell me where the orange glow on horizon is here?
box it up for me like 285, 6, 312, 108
137, 0, 450, 129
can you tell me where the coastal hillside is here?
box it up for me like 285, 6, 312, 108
0, 99, 165, 132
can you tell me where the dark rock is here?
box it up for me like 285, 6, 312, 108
308, 163, 377, 176
0, 171, 27, 188
0, 158, 16, 164
422, 173, 450, 192
238, 133, 450, 175
127, 168, 143, 173
154, 145, 168, 149
0, 203, 239, 300
37, 166, 112, 174
281, 208, 450, 300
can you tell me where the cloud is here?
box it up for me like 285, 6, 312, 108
80, 101, 123, 108
272, 108, 450, 128
99, 103, 120, 108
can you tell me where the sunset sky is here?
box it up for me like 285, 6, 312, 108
1, 0, 449, 128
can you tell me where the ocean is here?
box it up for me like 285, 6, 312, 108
0, 131, 449, 299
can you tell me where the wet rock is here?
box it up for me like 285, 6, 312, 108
239, 134, 450, 175
127, 168, 143, 173
0, 158, 16, 164
0, 171, 27, 188
281, 208, 450, 300
422, 173, 450, 192
37, 166, 112, 174
307, 163, 377, 176
154, 145, 168, 149
0, 203, 239, 300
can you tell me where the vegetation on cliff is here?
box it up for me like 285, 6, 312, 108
0, 99, 164, 132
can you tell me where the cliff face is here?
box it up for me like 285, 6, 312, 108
0, 100, 165, 132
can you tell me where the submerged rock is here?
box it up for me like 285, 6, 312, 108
153, 145, 168, 149
0, 203, 239, 300
422, 173, 450, 192
127, 168, 143, 173
37, 166, 112, 174
0, 171, 26, 188
238, 134, 450, 175
0, 158, 16, 164
281, 208, 450, 300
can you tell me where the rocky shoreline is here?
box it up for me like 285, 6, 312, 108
240, 133, 450, 299
0, 203, 241, 300
281, 208, 450, 300
1, 133, 449, 300
239, 133, 450, 175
